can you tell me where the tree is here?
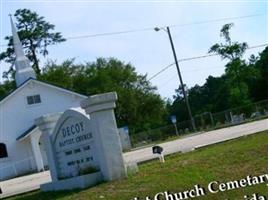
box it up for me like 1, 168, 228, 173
253, 47, 268, 101
0, 80, 16, 101
168, 75, 230, 122
0, 9, 66, 77
188, 75, 230, 113
209, 23, 248, 61
39, 58, 167, 133
169, 23, 262, 124
209, 23, 254, 107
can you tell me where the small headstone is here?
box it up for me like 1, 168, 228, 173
118, 126, 131, 151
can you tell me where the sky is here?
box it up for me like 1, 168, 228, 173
0, 0, 267, 100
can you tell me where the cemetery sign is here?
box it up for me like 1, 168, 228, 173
35, 92, 126, 191
51, 109, 98, 179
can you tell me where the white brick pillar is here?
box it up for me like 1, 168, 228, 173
35, 113, 61, 182
81, 92, 126, 181
30, 131, 44, 171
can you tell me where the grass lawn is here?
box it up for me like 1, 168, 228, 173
8, 131, 268, 200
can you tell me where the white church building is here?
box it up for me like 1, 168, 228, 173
0, 18, 89, 180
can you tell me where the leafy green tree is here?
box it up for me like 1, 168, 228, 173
209, 23, 254, 107
39, 58, 167, 133
209, 24, 248, 61
0, 9, 66, 76
188, 75, 230, 113
253, 47, 268, 101
0, 80, 16, 101
169, 23, 262, 123
168, 75, 230, 122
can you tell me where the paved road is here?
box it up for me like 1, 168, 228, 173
1, 119, 268, 198
124, 119, 268, 163
0, 171, 51, 199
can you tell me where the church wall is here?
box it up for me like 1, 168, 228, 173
0, 80, 86, 180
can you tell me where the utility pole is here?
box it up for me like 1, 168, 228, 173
165, 26, 196, 131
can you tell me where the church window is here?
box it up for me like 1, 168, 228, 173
27, 95, 41, 105
0, 143, 8, 158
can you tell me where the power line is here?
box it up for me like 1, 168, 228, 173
168, 13, 266, 29
65, 27, 153, 40
178, 43, 268, 62
157, 74, 177, 90
148, 43, 268, 81
64, 13, 268, 40
183, 65, 224, 73
0, 12, 266, 47
247, 43, 268, 49
66, 13, 266, 40
157, 66, 225, 90
148, 63, 174, 81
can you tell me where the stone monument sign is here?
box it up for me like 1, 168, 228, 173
51, 109, 98, 179
35, 92, 126, 191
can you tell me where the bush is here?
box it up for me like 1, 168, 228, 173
78, 166, 99, 176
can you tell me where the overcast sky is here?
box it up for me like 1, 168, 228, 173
0, 1, 267, 99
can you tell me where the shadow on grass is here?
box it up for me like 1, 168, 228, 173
6, 189, 80, 200
6, 180, 108, 200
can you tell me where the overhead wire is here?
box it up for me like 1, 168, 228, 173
157, 66, 225, 90
0, 12, 266, 47
148, 43, 268, 81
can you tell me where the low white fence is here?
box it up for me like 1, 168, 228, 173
0, 157, 35, 181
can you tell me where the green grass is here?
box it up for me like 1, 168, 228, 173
8, 131, 268, 200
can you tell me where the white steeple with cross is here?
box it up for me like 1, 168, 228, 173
10, 15, 36, 87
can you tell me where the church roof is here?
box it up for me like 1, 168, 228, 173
0, 78, 87, 105
0, 78, 31, 102
16, 125, 37, 141
3, 17, 87, 105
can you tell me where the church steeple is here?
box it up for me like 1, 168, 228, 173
10, 15, 36, 87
